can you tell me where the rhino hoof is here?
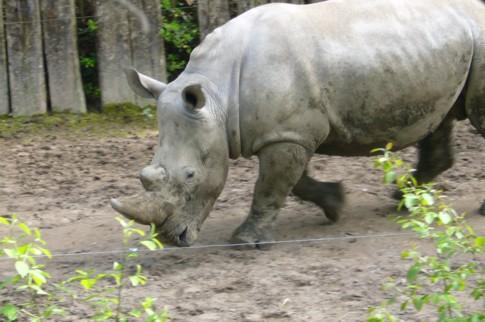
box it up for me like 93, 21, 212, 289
230, 225, 273, 250
392, 189, 403, 201
479, 200, 485, 216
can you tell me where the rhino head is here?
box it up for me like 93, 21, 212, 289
111, 69, 229, 246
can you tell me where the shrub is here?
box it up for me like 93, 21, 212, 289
0, 215, 168, 321
368, 144, 485, 321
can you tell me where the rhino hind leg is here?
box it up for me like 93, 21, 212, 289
415, 117, 455, 183
231, 143, 310, 249
292, 170, 344, 222
392, 116, 454, 200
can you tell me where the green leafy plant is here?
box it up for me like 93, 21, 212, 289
0, 215, 63, 321
65, 217, 166, 321
368, 144, 485, 321
161, 0, 199, 80
0, 215, 168, 321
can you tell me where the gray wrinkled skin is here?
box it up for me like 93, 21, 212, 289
112, 0, 485, 247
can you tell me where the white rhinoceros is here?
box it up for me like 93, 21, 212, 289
111, 0, 485, 247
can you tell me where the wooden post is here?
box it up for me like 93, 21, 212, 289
197, 0, 230, 39
0, 0, 9, 115
130, 0, 167, 103
96, 0, 166, 107
41, 0, 87, 113
5, 0, 47, 116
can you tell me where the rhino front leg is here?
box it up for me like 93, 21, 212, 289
231, 143, 310, 248
292, 169, 344, 222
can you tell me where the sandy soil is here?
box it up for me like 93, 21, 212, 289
0, 121, 483, 321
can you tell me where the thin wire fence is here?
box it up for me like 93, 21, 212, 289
0, 231, 418, 262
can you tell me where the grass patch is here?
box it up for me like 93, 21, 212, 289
0, 104, 157, 139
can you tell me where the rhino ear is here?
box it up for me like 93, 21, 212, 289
125, 68, 166, 99
182, 84, 206, 112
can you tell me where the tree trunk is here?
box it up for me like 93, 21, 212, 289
41, 0, 87, 113
197, 0, 230, 39
270, 0, 304, 3
130, 0, 167, 98
5, 0, 47, 116
0, 0, 9, 115
232, 0, 305, 16
96, 0, 166, 107
232, 0, 265, 16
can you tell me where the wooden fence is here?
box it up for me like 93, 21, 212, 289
0, 0, 319, 116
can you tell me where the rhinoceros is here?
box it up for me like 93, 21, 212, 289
111, 0, 485, 247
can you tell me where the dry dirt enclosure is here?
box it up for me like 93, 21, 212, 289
0, 120, 484, 321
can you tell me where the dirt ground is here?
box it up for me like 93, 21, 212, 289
0, 120, 484, 321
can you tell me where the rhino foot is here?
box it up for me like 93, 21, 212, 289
230, 223, 273, 250
293, 179, 345, 223
392, 189, 404, 201
318, 182, 345, 222
479, 200, 485, 216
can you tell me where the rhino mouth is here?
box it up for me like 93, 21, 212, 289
166, 225, 197, 247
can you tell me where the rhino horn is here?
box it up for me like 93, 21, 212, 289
110, 191, 174, 226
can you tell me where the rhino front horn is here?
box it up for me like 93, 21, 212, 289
110, 191, 174, 226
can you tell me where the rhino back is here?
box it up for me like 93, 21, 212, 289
187, 0, 480, 157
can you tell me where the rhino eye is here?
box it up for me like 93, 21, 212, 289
185, 169, 195, 181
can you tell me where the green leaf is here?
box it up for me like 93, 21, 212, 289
3, 248, 17, 258
412, 295, 428, 311
34, 228, 42, 240
129, 309, 142, 318
406, 264, 420, 283
475, 237, 485, 248
29, 284, 48, 295
80, 278, 97, 290
113, 261, 124, 271
115, 216, 130, 228
129, 276, 141, 287
130, 228, 146, 237
93, 310, 113, 321
0, 216, 10, 225
400, 300, 408, 311
471, 314, 484, 322
140, 240, 158, 251
30, 269, 48, 286
142, 297, 155, 310
424, 212, 436, 225
39, 247, 52, 259
404, 195, 419, 209
385, 142, 393, 150
17, 223, 31, 235
438, 211, 452, 225
0, 304, 18, 321
421, 193, 434, 206
15, 261, 29, 278
384, 171, 396, 184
